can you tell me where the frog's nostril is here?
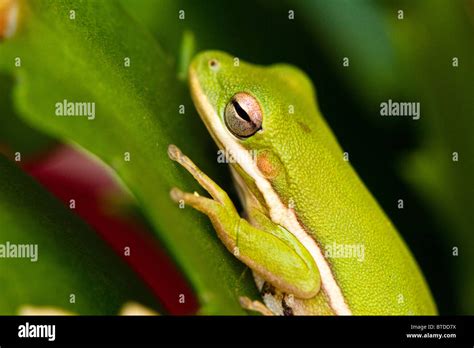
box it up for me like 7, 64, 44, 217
208, 59, 220, 71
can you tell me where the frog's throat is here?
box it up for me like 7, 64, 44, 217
190, 70, 352, 315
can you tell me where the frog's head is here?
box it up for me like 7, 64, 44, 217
189, 50, 317, 149
189, 50, 320, 203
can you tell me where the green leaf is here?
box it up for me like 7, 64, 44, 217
0, 73, 55, 157
0, 155, 159, 314
0, 0, 257, 314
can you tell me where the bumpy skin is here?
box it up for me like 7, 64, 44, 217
187, 51, 437, 315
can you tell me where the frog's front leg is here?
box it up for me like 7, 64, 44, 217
167, 144, 321, 303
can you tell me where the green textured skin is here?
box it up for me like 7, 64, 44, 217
189, 51, 437, 315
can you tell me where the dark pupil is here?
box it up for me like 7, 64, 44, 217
232, 101, 252, 123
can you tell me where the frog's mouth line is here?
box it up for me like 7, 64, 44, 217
189, 68, 352, 315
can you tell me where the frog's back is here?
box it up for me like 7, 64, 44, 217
269, 101, 436, 314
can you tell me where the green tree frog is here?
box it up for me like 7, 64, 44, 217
168, 51, 437, 315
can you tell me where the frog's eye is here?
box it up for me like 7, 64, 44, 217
224, 92, 263, 137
